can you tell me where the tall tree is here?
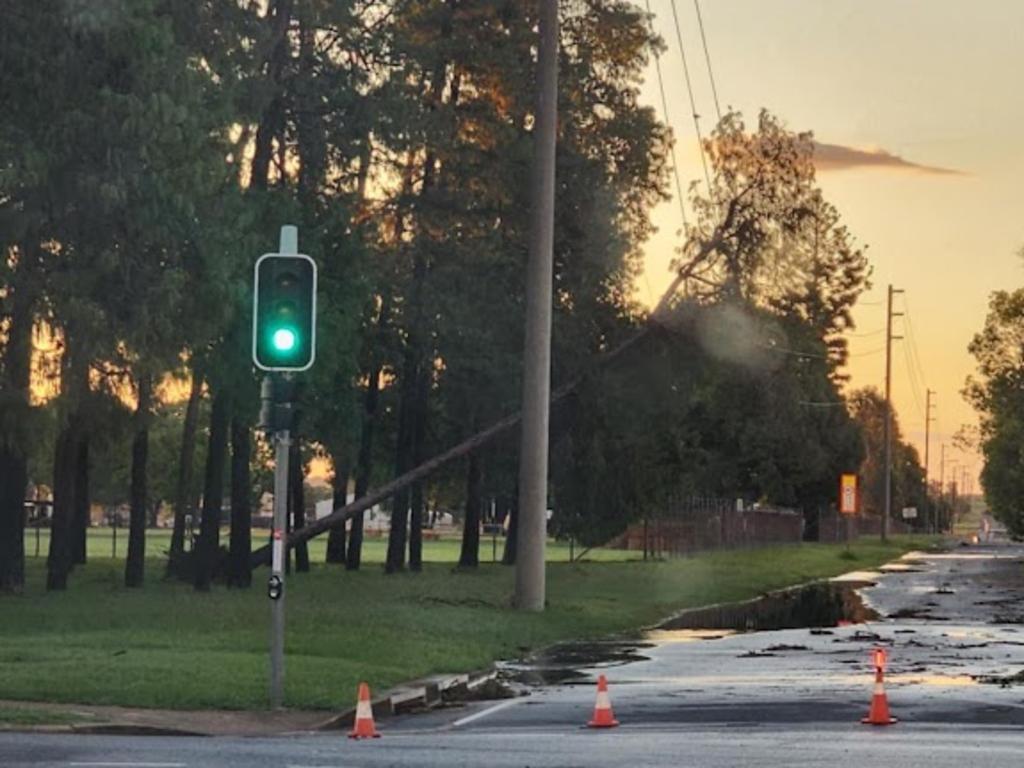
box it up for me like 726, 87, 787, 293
194, 391, 229, 591
125, 375, 152, 587
966, 287, 1024, 535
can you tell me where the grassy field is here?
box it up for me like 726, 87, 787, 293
22, 527, 640, 564
1, 536, 937, 711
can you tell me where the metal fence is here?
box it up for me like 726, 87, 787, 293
612, 495, 804, 557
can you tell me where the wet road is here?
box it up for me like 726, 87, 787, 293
4, 543, 1024, 767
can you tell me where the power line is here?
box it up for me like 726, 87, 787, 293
849, 345, 887, 358
644, 0, 688, 229
667, 0, 713, 192
758, 342, 884, 360
901, 341, 925, 419
692, 0, 722, 122
901, 299, 930, 389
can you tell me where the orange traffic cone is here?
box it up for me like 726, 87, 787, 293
862, 650, 897, 726
587, 674, 619, 728
349, 682, 381, 739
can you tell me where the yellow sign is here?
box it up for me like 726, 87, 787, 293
839, 474, 858, 515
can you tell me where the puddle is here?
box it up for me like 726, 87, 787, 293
646, 629, 734, 643
501, 640, 653, 685
974, 669, 1024, 687
830, 570, 882, 583
879, 563, 925, 573
659, 582, 878, 632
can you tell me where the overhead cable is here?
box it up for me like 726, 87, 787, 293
667, 0, 713, 192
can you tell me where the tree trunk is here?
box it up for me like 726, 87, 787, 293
48, 340, 89, 591
227, 416, 252, 588
458, 455, 483, 568
386, 367, 414, 573
47, 423, 77, 590
347, 362, 381, 571
296, 4, 325, 203
170, 364, 203, 560
325, 461, 349, 563
290, 442, 309, 572
194, 390, 229, 591
250, 0, 292, 192
125, 375, 152, 588
408, 368, 429, 572
71, 435, 90, 564
0, 250, 34, 592
502, 493, 518, 566
0, 445, 27, 593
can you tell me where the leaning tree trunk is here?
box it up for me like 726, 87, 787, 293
325, 460, 349, 564
227, 416, 252, 588
0, 252, 34, 593
170, 364, 203, 561
290, 442, 309, 573
125, 375, 152, 588
458, 454, 483, 568
194, 390, 229, 591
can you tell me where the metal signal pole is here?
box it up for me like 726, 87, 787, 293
515, 0, 559, 612
268, 225, 298, 708
269, 426, 289, 708
883, 285, 904, 542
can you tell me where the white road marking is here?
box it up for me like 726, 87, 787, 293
69, 763, 186, 768
450, 698, 522, 728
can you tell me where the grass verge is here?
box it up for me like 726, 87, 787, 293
1, 536, 936, 711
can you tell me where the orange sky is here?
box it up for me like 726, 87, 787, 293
637, 0, 1024, 492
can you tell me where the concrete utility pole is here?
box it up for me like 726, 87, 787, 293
515, 0, 559, 612
925, 389, 935, 532
883, 284, 904, 542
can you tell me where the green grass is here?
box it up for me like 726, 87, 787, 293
22, 527, 641, 564
1, 536, 937, 711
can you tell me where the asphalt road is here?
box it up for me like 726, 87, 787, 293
4, 542, 1024, 767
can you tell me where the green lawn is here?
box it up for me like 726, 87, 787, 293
1, 536, 937, 711
23, 527, 640, 564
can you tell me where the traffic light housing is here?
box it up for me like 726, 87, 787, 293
253, 253, 317, 371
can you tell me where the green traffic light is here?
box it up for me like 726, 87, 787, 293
272, 328, 297, 352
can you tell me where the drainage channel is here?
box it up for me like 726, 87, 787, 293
659, 580, 879, 632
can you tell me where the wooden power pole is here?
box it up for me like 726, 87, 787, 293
883, 285, 904, 542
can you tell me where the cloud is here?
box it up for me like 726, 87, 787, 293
813, 142, 966, 176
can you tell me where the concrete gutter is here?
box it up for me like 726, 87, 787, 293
0, 667, 499, 738
313, 667, 497, 731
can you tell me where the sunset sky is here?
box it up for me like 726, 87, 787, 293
638, 0, 1024, 491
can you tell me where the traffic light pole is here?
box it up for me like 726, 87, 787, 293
267, 225, 299, 710
269, 425, 289, 709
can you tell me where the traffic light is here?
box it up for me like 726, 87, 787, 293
253, 253, 317, 371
